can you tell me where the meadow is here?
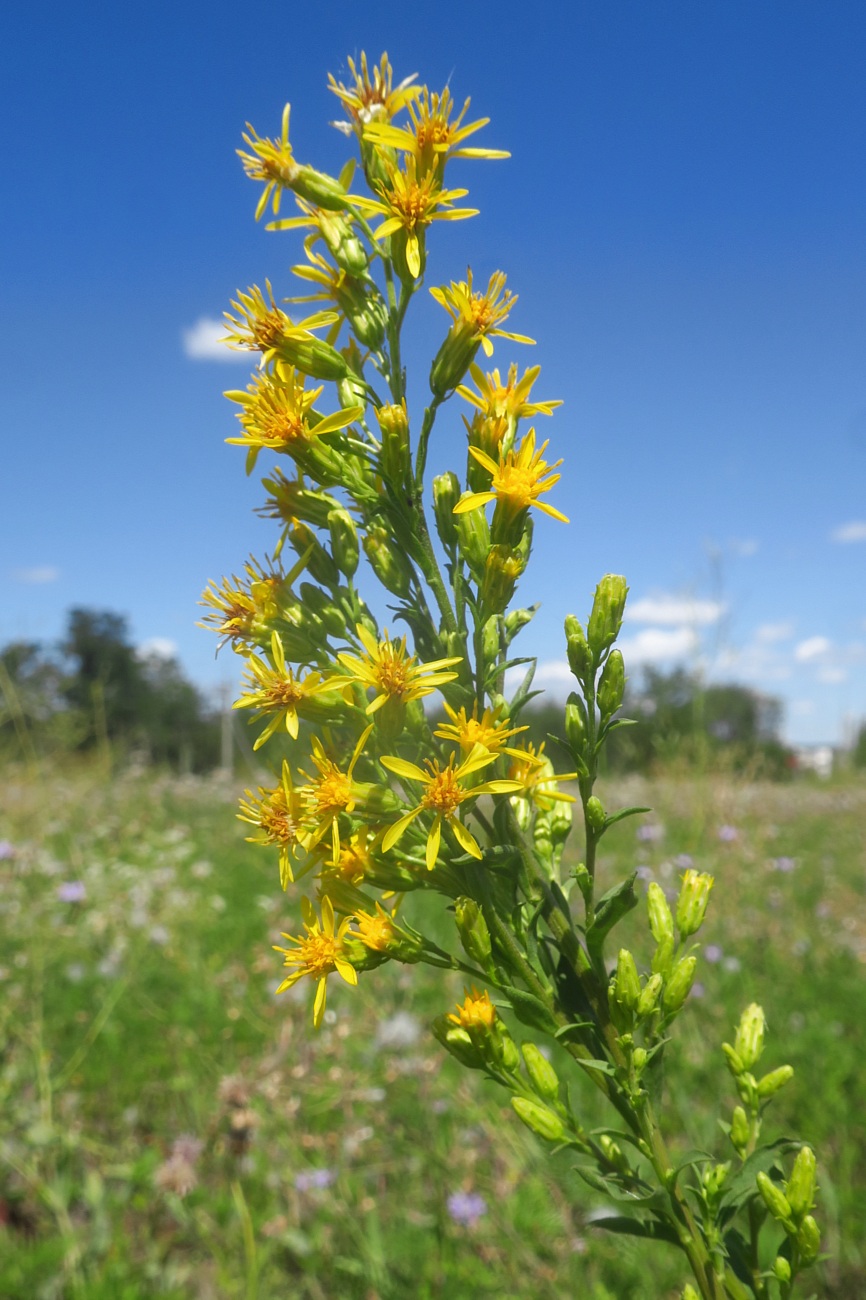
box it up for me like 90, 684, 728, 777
1, 760, 863, 1299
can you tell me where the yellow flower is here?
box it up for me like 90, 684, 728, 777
274, 896, 358, 1027
363, 86, 509, 175
430, 269, 534, 359
226, 363, 362, 474
328, 51, 420, 131
238, 762, 306, 887
349, 156, 478, 279
457, 362, 562, 454
238, 103, 300, 220
223, 283, 345, 380
453, 427, 569, 525
434, 702, 528, 759
299, 726, 373, 862
380, 747, 522, 871
199, 555, 292, 651
352, 902, 397, 953
448, 987, 496, 1031
234, 631, 340, 748
323, 828, 376, 885
336, 624, 461, 716
507, 742, 577, 813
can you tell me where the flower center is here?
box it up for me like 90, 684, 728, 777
298, 933, 339, 979
374, 649, 410, 696
267, 678, 305, 708
421, 766, 465, 818
311, 769, 352, 816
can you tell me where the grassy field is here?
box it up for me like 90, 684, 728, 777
1, 760, 864, 1298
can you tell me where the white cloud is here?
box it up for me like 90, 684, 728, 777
182, 317, 246, 362
817, 666, 847, 684
618, 626, 699, 663
729, 538, 759, 558
831, 520, 866, 544
11, 566, 59, 584
755, 621, 794, 644
794, 636, 831, 663
626, 595, 725, 626
137, 637, 178, 661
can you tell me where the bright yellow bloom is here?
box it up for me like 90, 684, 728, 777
507, 742, 577, 813
238, 762, 306, 887
238, 104, 299, 220
199, 555, 293, 651
349, 156, 478, 279
226, 363, 362, 474
328, 51, 420, 131
448, 987, 496, 1031
336, 624, 460, 716
363, 86, 509, 174
323, 827, 376, 885
380, 747, 522, 871
453, 428, 569, 525
353, 902, 397, 953
274, 896, 358, 1027
458, 362, 561, 439
434, 702, 528, 759
299, 726, 373, 862
223, 282, 339, 367
234, 631, 340, 748
430, 269, 534, 359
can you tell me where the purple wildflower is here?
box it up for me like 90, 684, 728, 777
57, 881, 86, 903
772, 856, 796, 873
637, 823, 664, 843
447, 1190, 488, 1226
673, 854, 693, 869
294, 1168, 334, 1192
704, 944, 723, 964
717, 825, 739, 843
0, 841, 15, 860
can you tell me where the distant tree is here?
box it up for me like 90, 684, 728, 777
61, 608, 147, 744
853, 722, 866, 769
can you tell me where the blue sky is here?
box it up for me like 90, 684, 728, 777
3, 0, 865, 745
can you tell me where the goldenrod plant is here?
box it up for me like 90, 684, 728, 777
204, 52, 823, 1298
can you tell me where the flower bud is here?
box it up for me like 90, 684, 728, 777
363, 525, 413, 597
585, 796, 606, 835
430, 322, 480, 398
565, 692, 588, 759
454, 498, 491, 578
431, 1016, 485, 1070
376, 402, 411, 486
682, 1287, 700, 1300
298, 583, 346, 638
786, 1145, 817, 1220
797, 1214, 821, 1264
510, 1096, 566, 1143
317, 210, 368, 276
662, 955, 697, 1012
771, 1256, 792, 1285
564, 615, 592, 681
454, 897, 492, 967
734, 1003, 766, 1071
600, 1134, 630, 1176
274, 329, 349, 383
328, 507, 359, 578
730, 1105, 750, 1153
675, 870, 714, 938
757, 1064, 794, 1099
632, 1046, 648, 1074
647, 883, 675, 946
289, 164, 348, 212
341, 280, 387, 350
614, 949, 642, 1011
433, 472, 460, 547
587, 575, 628, 660
481, 545, 526, 613
636, 972, 663, 1019
651, 933, 675, 977
337, 365, 367, 412
287, 520, 340, 588
756, 1171, 793, 1225
722, 1042, 746, 1078
597, 649, 626, 718
521, 1043, 560, 1101
703, 1162, 730, 1202
504, 606, 537, 643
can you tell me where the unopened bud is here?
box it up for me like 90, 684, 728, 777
504, 606, 537, 642
565, 692, 588, 758
600, 1134, 630, 1176
564, 615, 592, 681
597, 649, 626, 718
585, 796, 606, 835
730, 1106, 750, 1153
587, 575, 628, 659
682, 1287, 700, 1300
757, 1171, 793, 1225
430, 322, 479, 398
287, 520, 340, 587
663, 955, 697, 1012
274, 328, 349, 383
454, 499, 491, 578
289, 164, 348, 213
786, 1145, 817, 1220
316, 210, 368, 276
651, 933, 675, 977
757, 1064, 794, 1099
676, 870, 714, 938
614, 949, 642, 1011
480, 615, 501, 664
522, 1043, 560, 1101
636, 972, 663, 1019
647, 882, 675, 945
481, 545, 526, 613
431, 1017, 485, 1070
376, 402, 411, 485
510, 1096, 566, 1142
299, 583, 346, 638
734, 1003, 766, 1071
328, 507, 359, 578
722, 1042, 746, 1078
772, 1256, 792, 1284
797, 1214, 821, 1264
363, 525, 413, 597
454, 897, 492, 967
433, 472, 460, 547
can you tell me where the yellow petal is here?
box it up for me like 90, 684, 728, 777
380, 755, 428, 782
426, 817, 441, 871
451, 818, 483, 859
382, 808, 421, 853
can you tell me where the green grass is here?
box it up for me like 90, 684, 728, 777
1, 761, 863, 1298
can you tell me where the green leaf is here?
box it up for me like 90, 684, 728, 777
574, 1164, 667, 1211
498, 984, 559, 1033
586, 1213, 682, 1246
586, 873, 638, 965
718, 1138, 800, 1216
602, 805, 652, 830
553, 1020, 597, 1042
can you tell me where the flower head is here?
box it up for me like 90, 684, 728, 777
223, 283, 344, 380
225, 364, 362, 474
380, 747, 521, 871
352, 902, 397, 953
454, 428, 569, 526
274, 895, 358, 1027
430, 269, 534, 359
363, 86, 509, 175
238, 104, 300, 220
434, 702, 527, 759
448, 987, 496, 1031
234, 631, 340, 747
200, 556, 288, 651
299, 726, 373, 862
336, 624, 460, 716
457, 362, 561, 459
238, 762, 306, 887
507, 743, 576, 816
328, 51, 420, 132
